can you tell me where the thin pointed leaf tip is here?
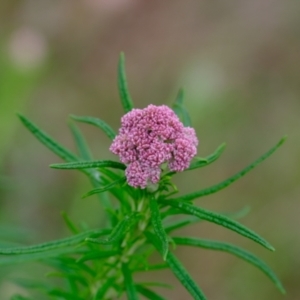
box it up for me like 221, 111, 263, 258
118, 52, 134, 113
172, 88, 192, 127
110, 104, 199, 189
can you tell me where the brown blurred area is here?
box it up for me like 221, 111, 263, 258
0, 0, 299, 299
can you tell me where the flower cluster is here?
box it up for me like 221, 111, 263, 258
110, 105, 198, 188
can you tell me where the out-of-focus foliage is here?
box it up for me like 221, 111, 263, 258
0, 1, 299, 299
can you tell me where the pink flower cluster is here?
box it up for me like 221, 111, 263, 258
110, 105, 198, 188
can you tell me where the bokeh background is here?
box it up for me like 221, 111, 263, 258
0, 0, 299, 299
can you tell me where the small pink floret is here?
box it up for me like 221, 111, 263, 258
110, 104, 198, 188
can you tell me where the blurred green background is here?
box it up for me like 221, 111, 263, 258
0, 1, 299, 299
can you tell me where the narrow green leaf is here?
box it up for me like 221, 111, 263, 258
82, 177, 126, 198
46, 272, 88, 287
70, 115, 116, 141
160, 208, 182, 219
10, 295, 32, 300
86, 213, 140, 245
46, 256, 96, 277
166, 252, 207, 300
161, 200, 274, 251
171, 137, 287, 202
0, 248, 86, 266
18, 114, 79, 162
12, 278, 51, 291
50, 160, 126, 170
165, 216, 200, 233
187, 143, 226, 171
97, 169, 131, 211
68, 272, 79, 295
17, 114, 99, 181
136, 285, 167, 300
137, 282, 172, 288
145, 232, 207, 300
0, 228, 110, 255
48, 289, 84, 300
225, 205, 251, 220
149, 197, 169, 260
118, 52, 134, 113
174, 88, 184, 105
172, 88, 192, 126
166, 143, 226, 177
99, 167, 139, 200
69, 121, 93, 161
61, 211, 80, 234
164, 206, 250, 233
17, 114, 111, 209
122, 263, 139, 300
134, 263, 168, 272
76, 250, 119, 263
173, 237, 285, 294
94, 277, 115, 300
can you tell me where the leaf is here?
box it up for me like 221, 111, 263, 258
61, 211, 80, 234
69, 121, 93, 161
172, 88, 192, 126
18, 114, 79, 163
118, 52, 134, 113
136, 285, 167, 300
164, 216, 200, 233
10, 295, 32, 300
134, 263, 168, 272
187, 143, 226, 171
171, 136, 287, 202
50, 160, 126, 170
0, 228, 110, 255
160, 207, 183, 219
100, 167, 138, 200
94, 277, 115, 300
17, 114, 115, 209
17, 114, 108, 187
48, 289, 84, 300
50, 160, 126, 208
166, 252, 207, 300
18, 114, 117, 210
82, 177, 126, 198
11, 278, 51, 291
145, 232, 207, 300
149, 197, 169, 260
70, 115, 116, 141
46, 256, 96, 277
0, 248, 86, 266
224, 205, 251, 220
161, 200, 274, 251
164, 206, 250, 234
97, 169, 131, 211
122, 263, 139, 300
46, 272, 88, 287
174, 88, 184, 105
166, 143, 226, 177
86, 213, 140, 245
137, 282, 172, 288
76, 250, 119, 263
173, 237, 285, 294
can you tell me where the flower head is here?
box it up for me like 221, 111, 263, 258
110, 104, 198, 188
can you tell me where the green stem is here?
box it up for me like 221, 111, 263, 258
91, 191, 152, 299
